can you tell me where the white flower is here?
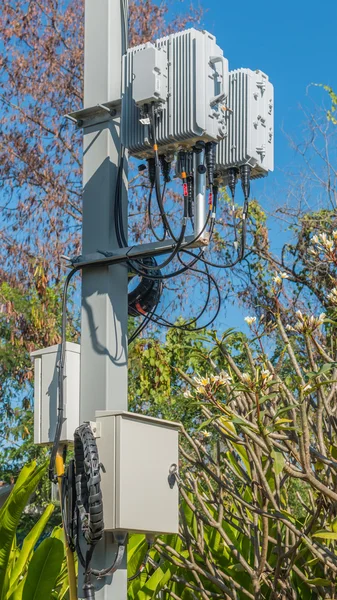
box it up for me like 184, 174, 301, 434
261, 369, 273, 387
318, 313, 326, 323
242, 373, 251, 383
183, 390, 193, 399
312, 234, 319, 244
319, 233, 334, 251
328, 287, 337, 305
194, 376, 210, 387
245, 316, 256, 326
333, 230, 337, 240
211, 371, 231, 386
281, 272, 289, 279
303, 383, 313, 394
201, 430, 212, 439
273, 275, 282, 285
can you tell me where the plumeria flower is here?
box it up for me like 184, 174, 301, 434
183, 390, 193, 399
261, 369, 273, 382
245, 316, 256, 326
289, 311, 326, 334
260, 369, 273, 388
242, 373, 252, 384
311, 232, 335, 254
196, 386, 205, 395
201, 430, 212, 439
328, 287, 337, 305
211, 371, 232, 386
303, 383, 313, 394
273, 275, 282, 285
194, 375, 210, 387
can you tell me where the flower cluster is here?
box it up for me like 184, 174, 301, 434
241, 368, 273, 391
286, 310, 326, 334
311, 232, 337, 256
273, 272, 289, 286
191, 372, 232, 395
327, 287, 337, 306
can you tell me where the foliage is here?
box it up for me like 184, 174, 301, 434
0, 460, 68, 600
125, 233, 337, 598
0, 0, 201, 277
0, 270, 79, 484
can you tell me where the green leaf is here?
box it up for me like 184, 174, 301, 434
22, 538, 63, 600
127, 535, 147, 580
271, 451, 285, 476
306, 578, 332, 586
312, 530, 337, 540
274, 404, 298, 419
0, 461, 48, 596
6, 505, 55, 598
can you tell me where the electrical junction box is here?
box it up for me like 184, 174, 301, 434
122, 28, 228, 157
95, 411, 180, 535
132, 43, 168, 106
31, 343, 80, 445
216, 69, 274, 182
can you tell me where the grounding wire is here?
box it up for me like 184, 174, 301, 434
49, 266, 80, 483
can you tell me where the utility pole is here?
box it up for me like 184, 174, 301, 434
80, 0, 128, 597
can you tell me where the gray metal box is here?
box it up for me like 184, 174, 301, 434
216, 69, 274, 182
132, 43, 168, 105
31, 343, 80, 445
122, 28, 228, 158
96, 411, 179, 535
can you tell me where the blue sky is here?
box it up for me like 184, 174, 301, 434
202, 0, 337, 178
172, 0, 337, 331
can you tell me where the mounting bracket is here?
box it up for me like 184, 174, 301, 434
65, 99, 122, 129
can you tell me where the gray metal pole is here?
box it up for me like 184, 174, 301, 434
79, 0, 128, 598
194, 145, 208, 240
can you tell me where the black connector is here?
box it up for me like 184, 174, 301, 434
240, 164, 251, 201
205, 142, 217, 187
227, 167, 239, 201
177, 150, 187, 177
213, 185, 219, 214
147, 157, 156, 187
187, 176, 194, 217
159, 155, 172, 183
83, 583, 95, 600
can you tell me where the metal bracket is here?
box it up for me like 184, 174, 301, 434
65, 100, 122, 129
70, 234, 209, 270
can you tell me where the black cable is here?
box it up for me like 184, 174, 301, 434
49, 266, 80, 483
128, 301, 159, 345
181, 197, 250, 270
149, 103, 177, 240
127, 209, 212, 281
148, 183, 166, 242
128, 542, 152, 581
133, 261, 221, 332
133, 187, 188, 272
